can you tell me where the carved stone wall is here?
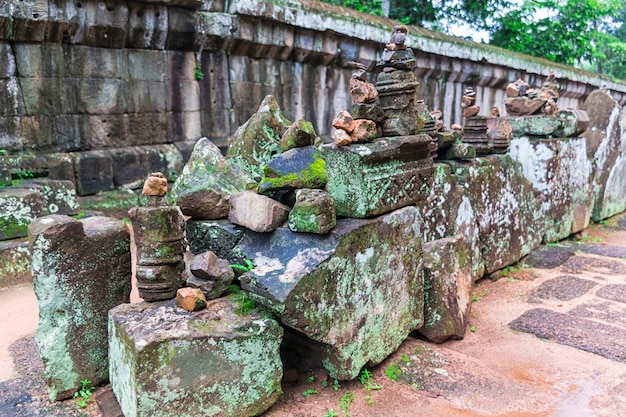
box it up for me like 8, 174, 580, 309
1, 0, 625, 195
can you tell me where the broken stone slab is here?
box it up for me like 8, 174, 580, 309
445, 142, 476, 160
226, 95, 292, 178
455, 155, 542, 275
258, 146, 326, 193
185, 220, 244, 261
14, 179, 80, 216
288, 189, 336, 234
29, 215, 131, 401
170, 137, 255, 220
321, 135, 434, 218
280, 119, 316, 151
229, 191, 290, 233
582, 90, 626, 221
509, 136, 594, 243
0, 238, 31, 288
187, 251, 235, 299
507, 110, 589, 138
175, 287, 207, 312
238, 206, 424, 380
129, 206, 186, 302
418, 236, 474, 343
0, 188, 45, 240
109, 298, 283, 417
504, 96, 546, 117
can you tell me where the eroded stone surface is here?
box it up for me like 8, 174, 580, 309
109, 298, 283, 417
185, 220, 244, 261
258, 146, 326, 193
287, 189, 336, 234
529, 275, 597, 302
29, 215, 131, 401
238, 206, 424, 380
170, 137, 255, 220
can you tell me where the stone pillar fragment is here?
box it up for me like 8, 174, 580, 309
29, 215, 131, 401
129, 206, 186, 301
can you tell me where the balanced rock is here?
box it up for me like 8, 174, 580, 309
350, 77, 378, 104
229, 191, 290, 233
29, 215, 131, 401
288, 189, 336, 234
332, 110, 356, 133
109, 298, 283, 417
175, 287, 207, 312
350, 119, 379, 142
280, 119, 316, 151
238, 206, 424, 380
226, 95, 292, 178
170, 138, 255, 220
188, 250, 235, 299
333, 128, 353, 146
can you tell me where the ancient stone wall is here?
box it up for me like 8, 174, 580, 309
1, 0, 626, 196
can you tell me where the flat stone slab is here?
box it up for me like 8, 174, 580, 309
523, 245, 575, 269
569, 300, 626, 329
596, 284, 626, 304
509, 308, 626, 363
564, 243, 626, 259
561, 256, 626, 275
529, 275, 597, 302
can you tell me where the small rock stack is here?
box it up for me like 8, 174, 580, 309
504, 71, 560, 117
460, 87, 491, 156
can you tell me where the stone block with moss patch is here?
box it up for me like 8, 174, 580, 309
226, 95, 292, 179
171, 137, 255, 220
510, 136, 594, 243
455, 155, 542, 275
186, 220, 244, 261
29, 215, 131, 401
288, 189, 336, 234
419, 236, 474, 343
0, 239, 31, 288
280, 119, 316, 151
238, 206, 424, 380
108, 298, 283, 417
0, 188, 44, 240
258, 146, 326, 193
321, 135, 433, 218
14, 179, 80, 216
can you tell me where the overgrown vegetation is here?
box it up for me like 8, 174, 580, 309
73, 379, 93, 408
226, 285, 256, 316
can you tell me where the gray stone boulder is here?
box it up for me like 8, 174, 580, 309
510, 136, 594, 243
170, 137, 255, 220
229, 191, 290, 233
258, 146, 327, 193
582, 90, 626, 220
187, 250, 235, 299
185, 219, 244, 261
29, 215, 131, 401
280, 119, 317, 151
288, 189, 336, 234
226, 95, 292, 178
109, 298, 283, 417
238, 206, 424, 380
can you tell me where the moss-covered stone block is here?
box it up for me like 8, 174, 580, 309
506, 110, 589, 139
258, 146, 326, 193
419, 236, 474, 343
108, 298, 283, 417
458, 155, 542, 275
186, 220, 244, 262
171, 137, 255, 220
0, 188, 44, 240
14, 179, 80, 216
510, 137, 594, 243
238, 206, 424, 380
321, 135, 434, 218
288, 189, 336, 234
29, 215, 131, 401
226, 95, 292, 179
0, 239, 31, 288
280, 119, 316, 151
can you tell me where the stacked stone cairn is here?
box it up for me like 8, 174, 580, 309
460, 87, 492, 156
504, 71, 560, 117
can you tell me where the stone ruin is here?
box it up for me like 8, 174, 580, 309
22, 25, 626, 417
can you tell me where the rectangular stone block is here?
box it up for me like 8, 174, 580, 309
166, 79, 201, 112
14, 179, 80, 216
0, 78, 26, 116
322, 135, 434, 218
0, 42, 16, 78
69, 45, 124, 78
109, 298, 283, 417
20, 115, 56, 152
84, 0, 129, 48
109, 146, 170, 189
43, 153, 76, 185
0, 239, 31, 288
77, 79, 127, 114
167, 111, 202, 142
127, 2, 168, 49
10, 0, 49, 42
84, 114, 130, 149
127, 49, 166, 81
0, 188, 44, 240
127, 80, 167, 113
72, 150, 114, 196
166, 50, 196, 81
128, 112, 168, 146
30, 215, 131, 401
54, 114, 88, 152
20, 78, 79, 115
165, 7, 197, 50
46, 0, 84, 43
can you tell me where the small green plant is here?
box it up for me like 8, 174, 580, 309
400, 353, 410, 363
359, 368, 381, 390
226, 285, 256, 316
384, 363, 402, 381
471, 287, 489, 302
365, 394, 375, 405
470, 325, 476, 332
339, 391, 355, 415
73, 379, 93, 408
323, 409, 339, 417
194, 63, 203, 81
230, 259, 255, 273
0, 149, 6, 156
307, 375, 315, 383
302, 388, 318, 397
321, 379, 328, 388
333, 379, 341, 391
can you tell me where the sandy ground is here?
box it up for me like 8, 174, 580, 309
2, 215, 626, 416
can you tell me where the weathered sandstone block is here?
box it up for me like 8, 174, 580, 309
229, 191, 290, 233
